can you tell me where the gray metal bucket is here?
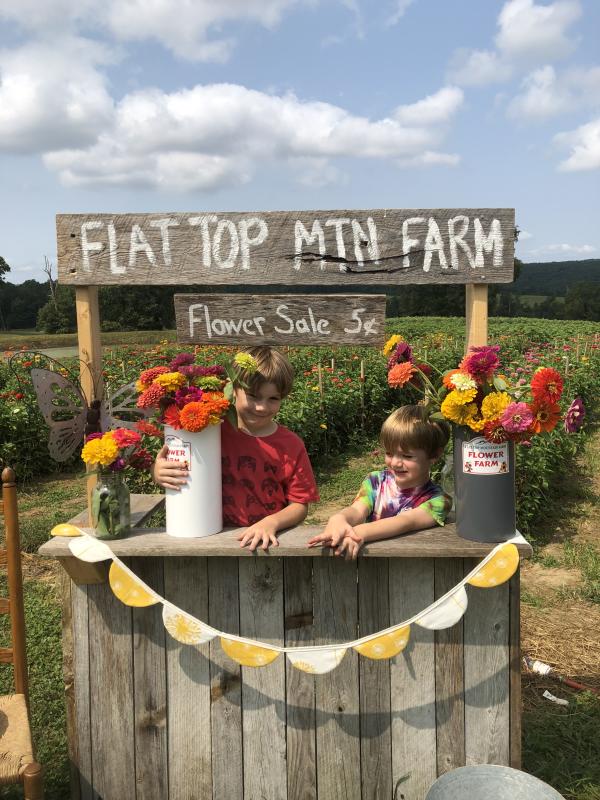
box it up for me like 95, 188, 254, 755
453, 426, 516, 542
425, 765, 565, 799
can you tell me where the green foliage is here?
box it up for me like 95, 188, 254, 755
0, 578, 69, 799
523, 691, 600, 799
36, 285, 77, 333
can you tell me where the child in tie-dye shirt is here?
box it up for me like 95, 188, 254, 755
308, 405, 451, 559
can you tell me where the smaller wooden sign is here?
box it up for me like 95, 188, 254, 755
174, 294, 386, 346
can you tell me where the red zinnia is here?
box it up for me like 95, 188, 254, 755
387, 362, 416, 388
528, 401, 561, 434
135, 420, 163, 438
163, 403, 182, 429
531, 367, 563, 404
483, 419, 508, 444
111, 428, 142, 447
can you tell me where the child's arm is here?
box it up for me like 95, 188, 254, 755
237, 502, 308, 552
307, 501, 369, 553
352, 505, 439, 548
152, 444, 188, 490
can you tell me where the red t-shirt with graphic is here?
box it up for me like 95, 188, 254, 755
221, 420, 319, 527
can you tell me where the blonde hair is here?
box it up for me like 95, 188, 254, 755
236, 346, 295, 398
381, 405, 450, 459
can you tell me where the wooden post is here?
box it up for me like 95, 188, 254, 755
75, 287, 103, 523
465, 284, 488, 351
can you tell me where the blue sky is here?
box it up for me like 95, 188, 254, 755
1, 0, 599, 284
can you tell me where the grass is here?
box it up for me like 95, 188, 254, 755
0, 329, 177, 352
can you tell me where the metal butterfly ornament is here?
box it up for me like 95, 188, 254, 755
10, 351, 152, 462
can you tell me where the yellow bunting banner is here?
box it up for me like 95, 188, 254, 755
63, 531, 521, 674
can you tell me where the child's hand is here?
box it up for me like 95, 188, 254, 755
237, 519, 279, 552
152, 444, 189, 490
334, 533, 364, 560
307, 514, 362, 555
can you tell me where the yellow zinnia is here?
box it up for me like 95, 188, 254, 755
234, 352, 259, 372
383, 334, 403, 356
154, 371, 187, 391
481, 391, 512, 421
81, 435, 119, 467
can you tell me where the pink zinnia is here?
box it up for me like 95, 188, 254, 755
174, 386, 203, 408
139, 366, 169, 386
169, 352, 195, 370
460, 346, 500, 382
564, 397, 585, 433
500, 402, 534, 434
137, 383, 166, 408
179, 364, 226, 378
387, 341, 413, 369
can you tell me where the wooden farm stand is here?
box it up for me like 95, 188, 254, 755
39, 208, 529, 800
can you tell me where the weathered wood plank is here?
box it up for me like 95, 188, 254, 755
313, 557, 360, 800
69, 578, 95, 800
435, 558, 466, 776
87, 577, 135, 799
284, 557, 316, 800
40, 525, 533, 559
164, 557, 212, 800
57, 209, 515, 286
358, 558, 392, 800
464, 558, 510, 766
208, 558, 243, 800
389, 558, 436, 800
239, 557, 287, 800
509, 569, 522, 769
131, 558, 168, 800
465, 284, 488, 350
175, 293, 386, 346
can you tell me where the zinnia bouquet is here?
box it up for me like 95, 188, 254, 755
135, 350, 257, 432
384, 335, 585, 445
81, 427, 153, 472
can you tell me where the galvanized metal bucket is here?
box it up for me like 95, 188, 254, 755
425, 765, 566, 799
453, 426, 516, 542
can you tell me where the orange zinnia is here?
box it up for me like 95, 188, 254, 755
443, 369, 462, 390
179, 402, 212, 432
387, 362, 416, 388
528, 401, 561, 434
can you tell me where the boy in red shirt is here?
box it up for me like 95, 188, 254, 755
153, 346, 319, 551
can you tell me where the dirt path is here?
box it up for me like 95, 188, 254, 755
520, 422, 600, 694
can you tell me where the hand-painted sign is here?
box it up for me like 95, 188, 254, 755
174, 294, 386, 346
56, 209, 515, 286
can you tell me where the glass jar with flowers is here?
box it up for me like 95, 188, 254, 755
135, 350, 257, 538
384, 336, 585, 542
81, 428, 152, 539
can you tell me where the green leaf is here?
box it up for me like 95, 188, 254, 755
494, 376, 508, 391
226, 405, 238, 429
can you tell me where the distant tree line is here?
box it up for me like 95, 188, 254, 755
1, 256, 599, 332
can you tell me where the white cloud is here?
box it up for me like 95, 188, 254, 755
508, 64, 600, 120
447, 0, 581, 87
496, 0, 581, 61
0, 37, 115, 153
385, 0, 415, 28
396, 151, 460, 168
447, 49, 513, 87
518, 230, 533, 240
0, 0, 303, 62
38, 83, 461, 190
393, 86, 464, 125
555, 117, 600, 171
529, 242, 596, 255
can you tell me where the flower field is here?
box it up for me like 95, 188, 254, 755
1, 316, 599, 540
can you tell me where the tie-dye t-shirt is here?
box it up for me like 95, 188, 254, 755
354, 470, 451, 526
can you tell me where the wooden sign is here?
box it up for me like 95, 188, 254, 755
174, 294, 386, 346
57, 208, 515, 286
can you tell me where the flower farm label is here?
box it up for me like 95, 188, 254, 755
462, 437, 510, 475
165, 434, 192, 473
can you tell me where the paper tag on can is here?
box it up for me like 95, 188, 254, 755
462, 437, 510, 475
165, 434, 191, 473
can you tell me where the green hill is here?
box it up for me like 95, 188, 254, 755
515, 259, 600, 295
